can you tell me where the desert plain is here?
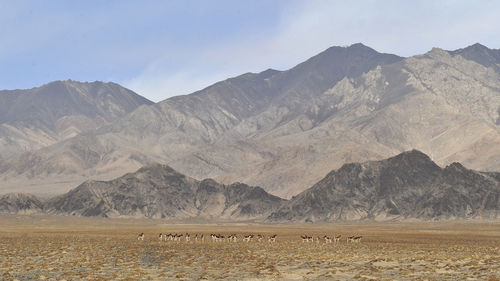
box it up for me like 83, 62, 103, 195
0, 215, 499, 280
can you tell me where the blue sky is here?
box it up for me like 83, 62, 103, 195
1, 0, 499, 101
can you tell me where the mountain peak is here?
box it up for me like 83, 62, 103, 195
323, 42, 376, 55
449, 43, 500, 68
392, 149, 432, 160
345, 42, 370, 49
468, 43, 489, 50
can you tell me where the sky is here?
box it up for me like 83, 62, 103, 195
1, 0, 499, 102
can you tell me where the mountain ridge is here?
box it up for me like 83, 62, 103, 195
43, 163, 286, 219
1, 43, 500, 199
0, 80, 152, 161
2, 150, 500, 222
268, 150, 500, 222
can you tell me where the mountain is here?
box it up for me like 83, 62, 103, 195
0, 80, 153, 160
45, 163, 286, 219
3, 151, 500, 222
0, 44, 403, 196
267, 150, 500, 222
2, 43, 500, 200
0, 193, 44, 214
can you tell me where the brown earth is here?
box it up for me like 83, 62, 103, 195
0, 215, 499, 280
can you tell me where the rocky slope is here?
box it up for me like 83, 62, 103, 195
268, 150, 500, 222
2, 151, 500, 222
2, 43, 500, 199
0, 193, 44, 214
45, 163, 286, 219
0, 44, 403, 196
0, 80, 152, 160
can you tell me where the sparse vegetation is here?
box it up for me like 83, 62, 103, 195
0, 216, 499, 280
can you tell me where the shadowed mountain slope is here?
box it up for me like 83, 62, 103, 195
0, 193, 44, 214
268, 150, 500, 222
45, 163, 286, 220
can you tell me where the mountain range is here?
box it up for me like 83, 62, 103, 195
2, 150, 499, 221
0, 43, 500, 201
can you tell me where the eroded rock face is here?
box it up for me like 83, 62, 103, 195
268, 150, 500, 222
2, 44, 500, 200
45, 164, 286, 220
2, 151, 500, 222
0, 193, 44, 214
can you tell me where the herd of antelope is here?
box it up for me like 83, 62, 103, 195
301, 234, 362, 243
137, 232, 279, 243
138, 232, 362, 243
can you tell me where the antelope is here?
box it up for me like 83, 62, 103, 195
158, 233, 163, 241
211, 234, 224, 242
185, 233, 191, 242
200, 234, 205, 243
333, 235, 341, 243
347, 236, 355, 243
257, 234, 264, 242
268, 234, 277, 243
166, 233, 174, 241
174, 234, 183, 241
353, 236, 362, 243
137, 233, 145, 241
194, 234, 198, 242
243, 234, 253, 242
229, 234, 238, 242
301, 235, 313, 243
324, 236, 332, 243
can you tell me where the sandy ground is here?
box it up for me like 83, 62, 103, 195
1, 215, 500, 280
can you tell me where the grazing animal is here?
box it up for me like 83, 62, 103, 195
257, 234, 264, 242
158, 233, 163, 241
347, 236, 355, 243
173, 234, 183, 241
243, 234, 253, 242
211, 234, 224, 242
166, 233, 174, 241
185, 233, 191, 242
334, 235, 341, 243
268, 234, 277, 243
324, 236, 332, 243
137, 233, 145, 241
229, 234, 238, 242
353, 236, 362, 243
301, 235, 313, 243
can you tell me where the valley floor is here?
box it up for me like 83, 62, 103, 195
1, 216, 500, 280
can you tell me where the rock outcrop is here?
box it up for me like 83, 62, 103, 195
45, 163, 286, 220
268, 150, 500, 222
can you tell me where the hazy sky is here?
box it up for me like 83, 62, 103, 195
1, 0, 499, 101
